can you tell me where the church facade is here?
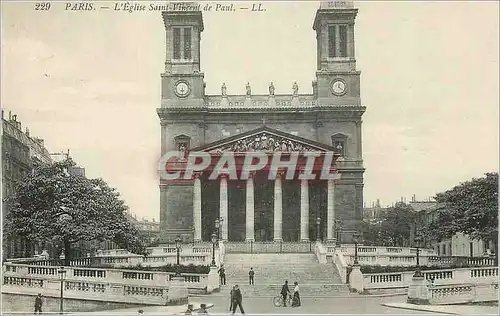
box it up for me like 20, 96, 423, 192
158, 1, 366, 244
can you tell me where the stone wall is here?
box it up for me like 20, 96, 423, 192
2, 293, 143, 313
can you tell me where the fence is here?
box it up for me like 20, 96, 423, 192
224, 241, 314, 253
2, 262, 219, 305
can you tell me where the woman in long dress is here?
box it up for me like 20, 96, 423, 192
292, 282, 301, 307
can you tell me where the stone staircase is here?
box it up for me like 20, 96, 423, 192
221, 253, 349, 297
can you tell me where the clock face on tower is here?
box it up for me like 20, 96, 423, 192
331, 79, 347, 96
174, 81, 190, 98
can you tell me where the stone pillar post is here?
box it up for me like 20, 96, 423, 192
193, 172, 202, 241
327, 179, 336, 242
220, 174, 228, 241
246, 172, 255, 242
273, 171, 283, 241
300, 179, 310, 241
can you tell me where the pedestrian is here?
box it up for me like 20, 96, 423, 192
292, 281, 301, 307
229, 285, 236, 311
280, 280, 290, 307
184, 304, 194, 315
231, 284, 245, 314
199, 303, 208, 314
34, 293, 43, 314
248, 267, 255, 285
218, 265, 226, 285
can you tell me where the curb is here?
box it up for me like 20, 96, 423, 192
380, 303, 457, 315
190, 293, 406, 299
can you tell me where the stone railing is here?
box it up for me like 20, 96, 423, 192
2, 262, 219, 304
333, 248, 349, 284
224, 241, 314, 253
327, 245, 437, 257
324, 246, 494, 267
427, 282, 499, 304
314, 242, 327, 264
12, 249, 220, 269
362, 267, 498, 291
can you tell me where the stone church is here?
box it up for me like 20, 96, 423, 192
158, 1, 365, 244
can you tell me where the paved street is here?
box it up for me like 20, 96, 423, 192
190, 295, 442, 315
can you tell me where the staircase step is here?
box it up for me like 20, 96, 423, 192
221, 253, 344, 297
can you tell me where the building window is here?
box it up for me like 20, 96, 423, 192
183, 28, 192, 60
328, 25, 336, 58
339, 25, 348, 57
333, 141, 345, 157
331, 133, 348, 157
174, 135, 191, 152
173, 28, 181, 59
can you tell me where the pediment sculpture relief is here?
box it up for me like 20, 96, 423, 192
208, 133, 320, 154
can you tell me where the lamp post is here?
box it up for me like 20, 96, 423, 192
58, 266, 67, 314
211, 232, 217, 266
336, 220, 342, 247
353, 231, 360, 265
174, 236, 182, 277
414, 235, 423, 277
316, 217, 321, 241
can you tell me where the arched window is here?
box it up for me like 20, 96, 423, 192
331, 133, 348, 157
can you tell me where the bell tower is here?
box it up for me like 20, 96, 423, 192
313, 0, 360, 106
161, 3, 205, 108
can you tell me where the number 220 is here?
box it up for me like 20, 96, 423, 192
34, 2, 51, 11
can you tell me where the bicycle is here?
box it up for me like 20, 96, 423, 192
273, 293, 292, 307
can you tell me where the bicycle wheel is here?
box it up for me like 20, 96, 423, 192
273, 296, 283, 307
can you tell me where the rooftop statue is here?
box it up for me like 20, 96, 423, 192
269, 82, 275, 96
292, 82, 299, 96
221, 83, 227, 96
245, 82, 251, 96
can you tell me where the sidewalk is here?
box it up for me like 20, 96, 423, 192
382, 302, 499, 315
9, 303, 216, 315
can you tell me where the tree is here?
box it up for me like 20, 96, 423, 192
4, 159, 148, 265
357, 202, 416, 247
429, 173, 498, 252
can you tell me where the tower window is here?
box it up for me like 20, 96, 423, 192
339, 25, 348, 57
173, 28, 181, 59
183, 28, 192, 60
328, 25, 336, 58
331, 133, 348, 157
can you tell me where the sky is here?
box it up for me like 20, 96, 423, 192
1, 1, 499, 219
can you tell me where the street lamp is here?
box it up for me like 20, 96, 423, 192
211, 233, 217, 266
353, 231, 360, 265
174, 236, 182, 277
316, 217, 321, 241
336, 220, 342, 247
215, 217, 224, 243
414, 235, 423, 277
57, 266, 67, 314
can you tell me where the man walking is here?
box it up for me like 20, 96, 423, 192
280, 280, 290, 307
218, 265, 226, 285
248, 267, 255, 285
231, 285, 245, 314
34, 293, 43, 314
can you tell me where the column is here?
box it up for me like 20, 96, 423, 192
193, 172, 202, 241
245, 172, 255, 242
300, 179, 309, 241
220, 174, 228, 241
327, 179, 336, 242
335, 25, 340, 58
273, 171, 283, 241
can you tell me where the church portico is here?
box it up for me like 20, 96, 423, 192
158, 1, 365, 245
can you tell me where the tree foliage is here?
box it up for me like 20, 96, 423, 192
4, 159, 148, 264
358, 202, 416, 247
427, 173, 498, 245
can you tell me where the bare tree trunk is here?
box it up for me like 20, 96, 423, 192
64, 239, 71, 266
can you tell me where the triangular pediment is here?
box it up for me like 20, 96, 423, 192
191, 126, 339, 154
